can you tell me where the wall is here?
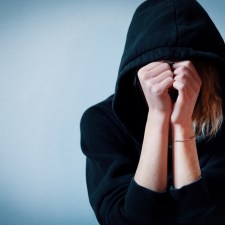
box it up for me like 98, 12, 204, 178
0, 1, 224, 224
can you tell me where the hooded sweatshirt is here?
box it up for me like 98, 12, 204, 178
80, 1, 225, 224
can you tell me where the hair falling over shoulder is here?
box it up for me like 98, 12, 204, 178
192, 59, 223, 140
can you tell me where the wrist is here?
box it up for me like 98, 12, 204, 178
171, 120, 195, 138
171, 118, 193, 129
147, 110, 170, 126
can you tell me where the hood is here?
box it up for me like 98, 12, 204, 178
112, 0, 225, 145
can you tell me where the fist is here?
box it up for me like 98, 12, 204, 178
137, 62, 174, 114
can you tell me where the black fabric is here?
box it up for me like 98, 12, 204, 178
80, 0, 225, 224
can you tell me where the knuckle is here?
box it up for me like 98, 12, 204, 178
147, 80, 153, 89
179, 66, 187, 73
180, 73, 186, 79
138, 69, 147, 80
174, 81, 185, 90
180, 83, 185, 90
167, 76, 173, 82
137, 68, 144, 78
176, 71, 187, 81
166, 70, 173, 77
163, 63, 171, 71
152, 85, 162, 95
184, 60, 192, 67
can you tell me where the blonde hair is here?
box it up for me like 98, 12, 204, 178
192, 59, 223, 140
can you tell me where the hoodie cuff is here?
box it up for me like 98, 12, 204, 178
124, 178, 169, 222
170, 177, 215, 222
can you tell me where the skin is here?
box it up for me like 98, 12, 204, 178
134, 60, 202, 192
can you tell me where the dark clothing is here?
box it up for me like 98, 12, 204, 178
80, 0, 225, 224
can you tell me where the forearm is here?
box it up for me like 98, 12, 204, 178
171, 121, 201, 189
134, 111, 170, 192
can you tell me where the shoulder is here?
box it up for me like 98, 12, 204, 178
80, 95, 119, 130
80, 95, 132, 155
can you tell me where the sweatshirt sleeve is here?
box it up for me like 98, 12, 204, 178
170, 139, 225, 225
80, 105, 173, 225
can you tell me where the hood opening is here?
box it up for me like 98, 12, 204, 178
112, 0, 225, 145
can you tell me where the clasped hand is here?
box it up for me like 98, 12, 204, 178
137, 61, 202, 125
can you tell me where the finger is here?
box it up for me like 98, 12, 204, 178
173, 65, 194, 80
151, 70, 173, 85
172, 61, 194, 72
138, 62, 163, 80
152, 77, 174, 95
138, 61, 163, 73
138, 63, 171, 80
173, 61, 201, 84
172, 80, 187, 98
174, 68, 202, 90
148, 63, 171, 78
173, 61, 198, 77
173, 73, 199, 92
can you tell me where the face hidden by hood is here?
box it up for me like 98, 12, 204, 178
112, 0, 225, 146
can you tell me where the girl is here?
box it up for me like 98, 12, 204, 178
81, 0, 225, 224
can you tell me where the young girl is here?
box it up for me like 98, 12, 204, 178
80, 0, 225, 224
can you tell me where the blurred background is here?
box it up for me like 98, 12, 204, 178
0, 0, 224, 224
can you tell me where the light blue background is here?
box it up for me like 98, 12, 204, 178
0, 1, 224, 225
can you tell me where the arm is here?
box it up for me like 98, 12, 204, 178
135, 111, 170, 192
170, 61, 202, 188
169, 61, 221, 224
80, 99, 174, 225
135, 62, 173, 192
170, 135, 225, 225
171, 122, 201, 189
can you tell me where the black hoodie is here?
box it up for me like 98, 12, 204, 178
80, 1, 225, 224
